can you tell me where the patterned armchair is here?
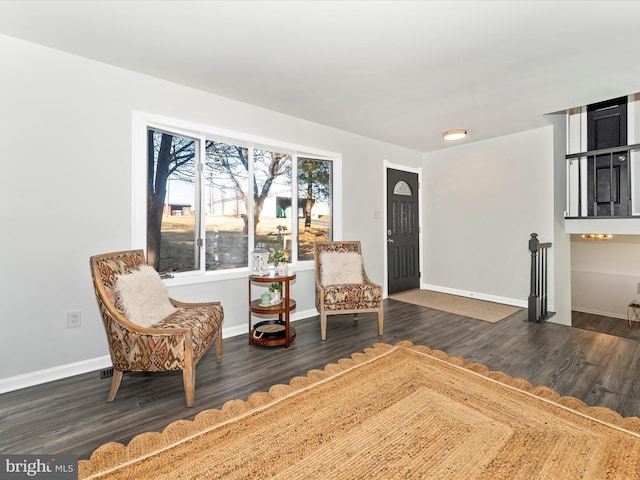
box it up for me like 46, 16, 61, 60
90, 250, 223, 407
314, 241, 384, 340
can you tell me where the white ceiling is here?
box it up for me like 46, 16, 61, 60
1, 0, 640, 152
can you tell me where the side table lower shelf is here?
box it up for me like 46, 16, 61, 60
250, 320, 297, 347
248, 297, 297, 347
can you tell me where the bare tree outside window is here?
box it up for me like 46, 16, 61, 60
204, 141, 250, 269
203, 143, 292, 267
297, 158, 332, 260
147, 130, 198, 272
254, 149, 292, 252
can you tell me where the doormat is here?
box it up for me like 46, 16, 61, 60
390, 289, 522, 323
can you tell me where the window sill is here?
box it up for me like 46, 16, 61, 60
162, 262, 315, 287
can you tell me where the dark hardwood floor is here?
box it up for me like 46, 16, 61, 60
3, 299, 640, 460
572, 309, 640, 341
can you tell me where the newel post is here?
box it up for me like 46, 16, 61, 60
528, 233, 540, 322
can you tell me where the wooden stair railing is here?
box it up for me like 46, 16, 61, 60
528, 233, 552, 322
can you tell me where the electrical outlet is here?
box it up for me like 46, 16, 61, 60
67, 310, 82, 328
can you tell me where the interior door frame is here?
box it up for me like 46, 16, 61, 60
382, 160, 423, 298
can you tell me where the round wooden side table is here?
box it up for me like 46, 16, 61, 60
248, 272, 296, 347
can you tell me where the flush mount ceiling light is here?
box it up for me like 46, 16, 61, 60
442, 129, 467, 141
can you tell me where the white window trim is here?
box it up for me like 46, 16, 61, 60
131, 110, 342, 285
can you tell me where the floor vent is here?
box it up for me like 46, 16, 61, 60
100, 367, 114, 379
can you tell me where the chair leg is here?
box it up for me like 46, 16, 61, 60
378, 308, 384, 336
183, 363, 195, 408
353, 313, 359, 320
215, 332, 223, 363
107, 369, 123, 402
320, 312, 327, 341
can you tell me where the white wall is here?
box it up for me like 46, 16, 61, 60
563, 94, 640, 321
0, 34, 422, 387
422, 127, 555, 311
548, 111, 572, 327
571, 235, 640, 318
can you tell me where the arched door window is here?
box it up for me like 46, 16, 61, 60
393, 180, 412, 196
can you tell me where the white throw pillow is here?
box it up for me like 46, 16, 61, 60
320, 251, 364, 286
114, 265, 177, 328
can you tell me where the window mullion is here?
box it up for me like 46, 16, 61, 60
291, 154, 298, 264
196, 138, 206, 272
248, 148, 255, 252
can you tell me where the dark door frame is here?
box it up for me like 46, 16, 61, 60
383, 160, 423, 297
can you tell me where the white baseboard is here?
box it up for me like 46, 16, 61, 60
571, 306, 627, 321
0, 308, 319, 395
420, 283, 531, 309
0, 355, 113, 395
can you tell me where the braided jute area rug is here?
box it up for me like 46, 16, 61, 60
80, 341, 640, 479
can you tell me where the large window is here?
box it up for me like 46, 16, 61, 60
144, 122, 336, 275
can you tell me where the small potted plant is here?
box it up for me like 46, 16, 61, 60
269, 249, 289, 275
269, 282, 282, 303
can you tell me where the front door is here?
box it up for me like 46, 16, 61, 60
387, 168, 420, 294
587, 97, 629, 216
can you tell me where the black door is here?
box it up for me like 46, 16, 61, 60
587, 97, 629, 216
387, 168, 420, 294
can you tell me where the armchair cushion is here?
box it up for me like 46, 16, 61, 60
114, 265, 177, 328
154, 305, 223, 361
319, 283, 382, 311
319, 251, 364, 286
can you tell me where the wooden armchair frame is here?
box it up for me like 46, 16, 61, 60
314, 241, 384, 340
90, 250, 223, 407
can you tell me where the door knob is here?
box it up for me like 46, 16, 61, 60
387, 239, 394, 244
